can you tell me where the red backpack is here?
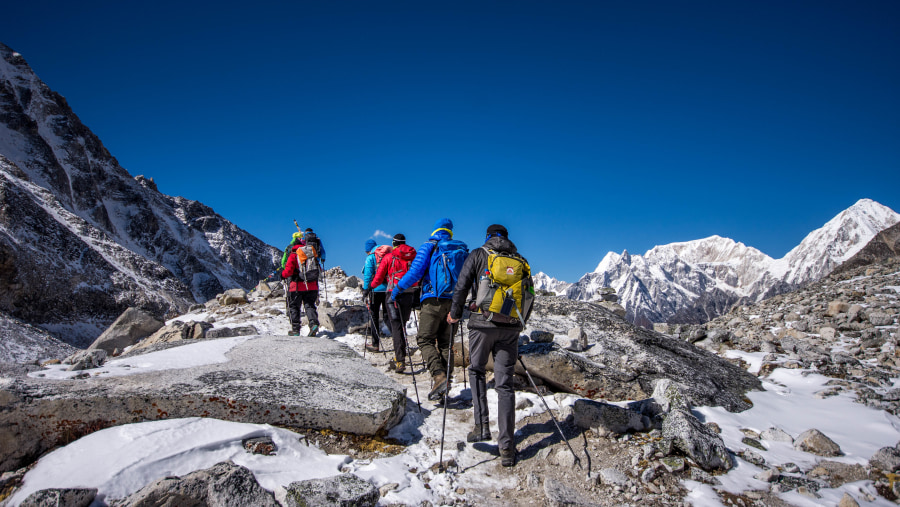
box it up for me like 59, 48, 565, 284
374, 245, 392, 265
387, 244, 417, 289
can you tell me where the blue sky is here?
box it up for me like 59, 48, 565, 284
4, 1, 899, 282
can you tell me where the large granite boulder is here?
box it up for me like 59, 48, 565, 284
0, 335, 406, 472
523, 296, 761, 412
87, 308, 164, 355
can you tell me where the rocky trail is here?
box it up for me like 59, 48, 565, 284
3, 262, 900, 506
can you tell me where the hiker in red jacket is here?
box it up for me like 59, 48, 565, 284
282, 239, 321, 337
370, 234, 417, 372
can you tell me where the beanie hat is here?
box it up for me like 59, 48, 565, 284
292, 232, 303, 241
486, 224, 508, 238
392, 233, 406, 246
432, 218, 453, 237
365, 239, 377, 252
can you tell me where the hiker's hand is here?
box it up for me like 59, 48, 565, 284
447, 315, 459, 324
390, 288, 399, 301
362, 289, 370, 299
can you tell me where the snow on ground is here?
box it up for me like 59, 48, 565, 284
9, 307, 900, 505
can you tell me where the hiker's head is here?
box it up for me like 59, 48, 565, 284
292, 232, 303, 241
392, 233, 406, 247
432, 218, 453, 237
365, 239, 377, 253
485, 224, 508, 240
305, 228, 313, 233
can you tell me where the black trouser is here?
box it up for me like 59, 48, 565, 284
387, 292, 415, 361
417, 298, 457, 378
288, 290, 319, 333
468, 324, 520, 452
369, 291, 391, 344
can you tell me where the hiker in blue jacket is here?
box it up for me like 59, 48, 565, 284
392, 218, 468, 402
361, 239, 391, 352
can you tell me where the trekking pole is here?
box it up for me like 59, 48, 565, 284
517, 356, 582, 469
364, 295, 381, 351
395, 301, 421, 413
363, 297, 371, 359
283, 280, 293, 332
458, 316, 467, 391
438, 339, 454, 472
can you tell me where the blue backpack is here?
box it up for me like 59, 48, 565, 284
427, 239, 468, 298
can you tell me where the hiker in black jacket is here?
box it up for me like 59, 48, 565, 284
448, 224, 533, 467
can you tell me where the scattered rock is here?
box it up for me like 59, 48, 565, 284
63, 349, 107, 371
794, 429, 843, 457
111, 461, 276, 506
659, 409, 734, 471
20, 488, 97, 507
760, 427, 793, 443
284, 473, 378, 507
869, 445, 900, 472
572, 399, 646, 436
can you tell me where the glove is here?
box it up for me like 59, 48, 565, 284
390, 288, 400, 302
362, 288, 370, 299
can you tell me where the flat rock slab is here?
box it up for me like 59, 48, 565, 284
0, 335, 406, 472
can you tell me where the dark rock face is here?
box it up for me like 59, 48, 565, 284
526, 296, 762, 412
0, 44, 279, 346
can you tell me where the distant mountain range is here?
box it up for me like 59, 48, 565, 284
0, 43, 279, 347
537, 198, 899, 327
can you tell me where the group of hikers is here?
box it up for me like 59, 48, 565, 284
276, 218, 535, 467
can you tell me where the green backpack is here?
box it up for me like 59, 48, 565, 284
475, 248, 535, 325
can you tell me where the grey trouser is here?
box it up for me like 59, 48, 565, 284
467, 324, 519, 451
417, 298, 457, 378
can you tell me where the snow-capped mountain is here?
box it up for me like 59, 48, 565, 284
0, 43, 279, 346
532, 271, 571, 295
566, 199, 900, 327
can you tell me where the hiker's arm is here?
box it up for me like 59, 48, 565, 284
396, 242, 432, 293
450, 248, 481, 321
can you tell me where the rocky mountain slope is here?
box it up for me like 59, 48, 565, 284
0, 43, 279, 346
566, 199, 899, 328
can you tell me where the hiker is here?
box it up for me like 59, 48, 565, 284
370, 233, 417, 371
448, 224, 534, 467
301, 228, 326, 267
361, 239, 392, 352
393, 218, 468, 402
281, 235, 322, 337
280, 232, 304, 270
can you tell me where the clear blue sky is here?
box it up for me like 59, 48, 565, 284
4, 1, 899, 282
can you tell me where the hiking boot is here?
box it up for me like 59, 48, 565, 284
288, 331, 300, 336
307, 324, 319, 337
394, 359, 406, 373
365, 343, 380, 353
467, 424, 491, 443
500, 447, 517, 467
427, 372, 449, 401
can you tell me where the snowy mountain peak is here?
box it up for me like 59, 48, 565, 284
532, 272, 571, 295
570, 199, 900, 327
